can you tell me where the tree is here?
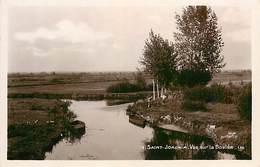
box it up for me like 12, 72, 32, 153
140, 30, 178, 90
174, 6, 225, 86
177, 69, 212, 87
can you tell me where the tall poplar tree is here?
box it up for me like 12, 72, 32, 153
174, 6, 225, 85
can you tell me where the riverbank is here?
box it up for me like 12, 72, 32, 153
8, 98, 84, 160
126, 96, 251, 158
8, 92, 152, 101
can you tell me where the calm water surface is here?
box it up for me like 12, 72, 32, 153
45, 101, 153, 160
45, 100, 247, 160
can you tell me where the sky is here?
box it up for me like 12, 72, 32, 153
8, 5, 251, 72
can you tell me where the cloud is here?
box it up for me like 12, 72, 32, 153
14, 19, 113, 43
26, 47, 47, 57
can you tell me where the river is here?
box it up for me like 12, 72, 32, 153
45, 100, 153, 160
45, 100, 244, 160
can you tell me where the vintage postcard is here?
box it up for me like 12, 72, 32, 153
1, 0, 260, 166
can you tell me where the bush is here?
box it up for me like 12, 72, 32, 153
183, 84, 233, 103
107, 75, 154, 93
177, 69, 212, 87
106, 81, 141, 93
237, 83, 251, 120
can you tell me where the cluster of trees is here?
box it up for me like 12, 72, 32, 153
141, 6, 225, 94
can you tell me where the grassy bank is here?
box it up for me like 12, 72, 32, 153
8, 123, 63, 160
126, 84, 252, 158
8, 98, 80, 160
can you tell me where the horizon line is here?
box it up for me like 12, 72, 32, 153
8, 69, 252, 74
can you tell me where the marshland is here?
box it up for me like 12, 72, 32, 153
8, 5, 252, 160
8, 70, 251, 159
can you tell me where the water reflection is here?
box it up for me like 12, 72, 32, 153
61, 118, 86, 144
144, 128, 217, 160
63, 125, 86, 144
142, 127, 252, 160
45, 101, 154, 160
45, 100, 249, 160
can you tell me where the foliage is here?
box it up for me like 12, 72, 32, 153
141, 30, 179, 87
174, 6, 225, 84
61, 101, 72, 113
237, 83, 251, 120
177, 69, 212, 87
106, 81, 141, 93
106, 74, 153, 93
8, 123, 62, 160
183, 84, 233, 103
140, 6, 225, 87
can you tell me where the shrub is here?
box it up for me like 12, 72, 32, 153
107, 78, 153, 93
237, 83, 251, 120
106, 81, 141, 93
177, 69, 212, 87
207, 84, 230, 103
183, 84, 233, 104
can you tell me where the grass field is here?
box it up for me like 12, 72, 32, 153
8, 70, 251, 96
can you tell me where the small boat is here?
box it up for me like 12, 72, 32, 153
129, 115, 146, 128
71, 120, 86, 132
157, 124, 188, 133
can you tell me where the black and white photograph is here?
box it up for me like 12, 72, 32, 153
1, 0, 260, 166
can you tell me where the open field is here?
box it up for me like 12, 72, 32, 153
8, 70, 251, 97
209, 70, 251, 86
8, 72, 153, 100
8, 98, 70, 125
